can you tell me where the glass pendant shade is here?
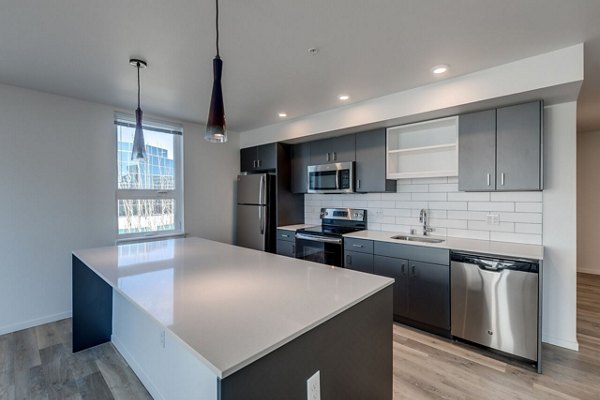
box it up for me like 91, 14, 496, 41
205, 57, 227, 143
131, 107, 147, 160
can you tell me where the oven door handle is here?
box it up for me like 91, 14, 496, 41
295, 233, 343, 245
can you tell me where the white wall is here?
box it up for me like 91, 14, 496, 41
306, 177, 543, 244
577, 131, 600, 275
0, 83, 239, 334
542, 102, 578, 350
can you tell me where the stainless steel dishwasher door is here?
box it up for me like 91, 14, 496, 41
451, 255, 539, 361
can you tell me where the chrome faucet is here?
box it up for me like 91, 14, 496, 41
419, 209, 434, 236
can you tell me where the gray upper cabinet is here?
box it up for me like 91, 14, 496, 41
309, 135, 355, 165
355, 129, 397, 193
291, 142, 310, 193
458, 100, 543, 192
240, 144, 277, 172
496, 102, 543, 191
458, 110, 497, 191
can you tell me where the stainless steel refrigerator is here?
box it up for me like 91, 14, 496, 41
236, 174, 274, 251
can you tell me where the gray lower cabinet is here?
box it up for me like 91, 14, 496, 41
373, 255, 407, 317
355, 129, 397, 193
309, 135, 355, 165
458, 100, 543, 192
406, 261, 450, 330
291, 142, 310, 194
276, 240, 296, 258
344, 250, 374, 274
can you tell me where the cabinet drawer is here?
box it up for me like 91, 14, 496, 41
374, 242, 449, 265
344, 238, 373, 254
276, 240, 296, 258
276, 229, 295, 242
344, 251, 374, 274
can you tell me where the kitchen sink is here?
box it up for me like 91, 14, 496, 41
391, 235, 445, 244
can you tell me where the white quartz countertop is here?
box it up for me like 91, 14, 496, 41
344, 230, 544, 260
277, 224, 316, 231
73, 237, 393, 378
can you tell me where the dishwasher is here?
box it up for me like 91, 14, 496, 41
451, 252, 541, 368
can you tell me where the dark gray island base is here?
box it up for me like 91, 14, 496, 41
220, 286, 393, 400
72, 238, 394, 399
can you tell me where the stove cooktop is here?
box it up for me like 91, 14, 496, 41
297, 225, 364, 237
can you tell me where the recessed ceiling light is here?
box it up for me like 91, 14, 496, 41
338, 95, 350, 101
431, 64, 449, 75
278, 112, 287, 118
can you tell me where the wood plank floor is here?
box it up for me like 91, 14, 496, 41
1, 273, 599, 399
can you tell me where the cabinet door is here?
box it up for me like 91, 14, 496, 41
373, 255, 408, 317
496, 101, 542, 191
309, 138, 332, 165
257, 143, 277, 170
458, 110, 497, 191
240, 147, 257, 172
276, 240, 296, 258
407, 261, 450, 330
344, 251, 374, 274
291, 143, 310, 193
330, 134, 355, 162
356, 129, 396, 193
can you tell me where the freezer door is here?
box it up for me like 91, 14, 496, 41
237, 174, 267, 205
236, 204, 267, 251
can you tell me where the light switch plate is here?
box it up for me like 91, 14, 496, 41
307, 370, 320, 400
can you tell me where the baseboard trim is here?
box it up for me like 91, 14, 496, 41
542, 334, 579, 351
0, 311, 72, 336
111, 334, 165, 400
577, 267, 600, 275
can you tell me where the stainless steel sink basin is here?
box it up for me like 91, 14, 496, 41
391, 235, 445, 244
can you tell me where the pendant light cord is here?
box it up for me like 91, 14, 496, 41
137, 63, 141, 108
216, 0, 220, 57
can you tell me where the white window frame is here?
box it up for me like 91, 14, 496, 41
115, 113, 184, 241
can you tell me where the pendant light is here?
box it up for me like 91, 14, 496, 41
205, 0, 227, 143
130, 58, 148, 160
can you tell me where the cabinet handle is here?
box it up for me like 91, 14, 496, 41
282, 234, 289, 238
352, 244, 363, 248
257, 159, 261, 168
346, 254, 352, 265
253, 160, 257, 168
401, 264, 405, 275
411, 265, 416, 277
357, 179, 361, 190
500, 173, 505, 186
332, 152, 337, 161
487, 173, 490, 186
326, 153, 330, 162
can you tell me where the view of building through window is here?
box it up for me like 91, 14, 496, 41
116, 123, 182, 236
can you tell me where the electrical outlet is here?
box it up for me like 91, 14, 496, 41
307, 371, 320, 400
160, 330, 166, 348
486, 213, 500, 225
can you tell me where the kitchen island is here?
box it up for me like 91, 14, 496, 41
72, 237, 394, 400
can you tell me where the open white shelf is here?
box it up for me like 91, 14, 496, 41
387, 116, 458, 179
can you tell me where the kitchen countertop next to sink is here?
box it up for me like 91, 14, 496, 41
344, 230, 543, 260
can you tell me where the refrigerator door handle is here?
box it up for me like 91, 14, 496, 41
259, 206, 264, 235
259, 175, 265, 205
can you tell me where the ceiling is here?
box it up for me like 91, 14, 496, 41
1, 0, 600, 133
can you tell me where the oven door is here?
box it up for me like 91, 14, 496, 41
295, 233, 343, 267
307, 162, 354, 194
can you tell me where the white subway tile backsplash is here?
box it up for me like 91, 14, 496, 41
412, 192, 447, 201
490, 191, 543, 202
367, 200, 396, 208
490, 232, 542, 245
429, 183, 459, 193
468, 220, 515, 232
515, 223, 543, 234
468, 202, 515, 212
446, 229, 491, 241
516, 202, 543, 213
303, 176, 542, 246
447, 192, 490, 202
429, 201, 468, 211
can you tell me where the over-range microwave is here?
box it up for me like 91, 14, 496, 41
307, 162, 354, 194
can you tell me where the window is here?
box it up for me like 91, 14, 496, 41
115, 114, 183, 240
